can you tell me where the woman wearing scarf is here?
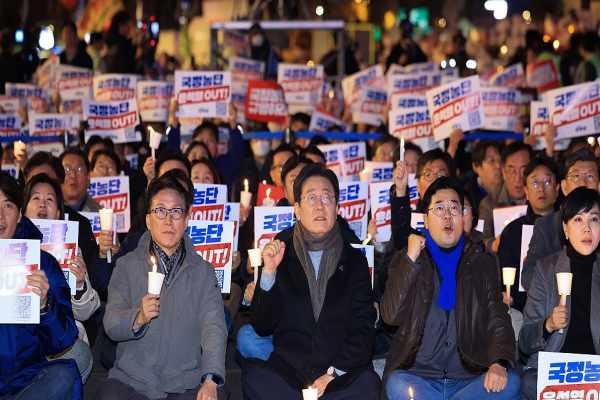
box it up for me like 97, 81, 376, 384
99, 175, 227, 400
382, 177, 519, 400
242, 164, 380, 399
520, 187, 600, 399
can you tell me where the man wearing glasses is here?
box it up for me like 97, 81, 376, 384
382, 177, 519, 400
99, 174, 227, 400
522, 147, 600, 290
59, 148, 100, 212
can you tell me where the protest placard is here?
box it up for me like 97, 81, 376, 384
308, 108, 345, 132
408, 173, 419, 210
277, 63, 324, 109
254, 206, 295, 248
526, 59, 560, 92
56, 65, 93, 101
493, 205, 528, 237
352, 87, 387, 126
31, 219, 79, 295
338, 181, 369, 240
426, 75, 485, 141
93, 74, 137, 101
83, 98, 141, 143
410, 212, 426, 233
88, 176, 131, 233
174, 70, 231, 120
230, 56, 265, 119
488, 63, 525, 88
547, 81, 600, 140
256, 182, 285, 207
530, 101, 549, 150
389, 93, 428, 112
5, 83, 50, 112
342, 65, 384, 106
28, 112, 79, 137
361, 161, 393, 183
245, 80, 288, 124
136, 81, 173, 123
190, 183, 228, 221
537, 352, 600, 400
186, 220, 234, 293
224, 203, 240, 252
389, 106, 433, 141
0, 239, 41, 324
80, 212, 101, 244
0, 96, 20, 113
370, 181, 393, 242
0, 114, 22, 136
1, 164, 17, 178
388, 71, 437, 96
481, 87, 521, 131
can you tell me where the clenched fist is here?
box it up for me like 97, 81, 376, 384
262, 239, 285, 274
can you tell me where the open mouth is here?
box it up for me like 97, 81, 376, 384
314, 216, 326, 222
442, 224, 454, 233
37, 211, 48, 219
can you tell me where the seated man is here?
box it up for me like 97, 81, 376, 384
242, 164, 380, 400
99, 174, 227, 400
0, 172, 81, 400
382, 177, 520, 400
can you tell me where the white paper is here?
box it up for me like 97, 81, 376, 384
369, 181, 393, 242
492, 205, 527, 237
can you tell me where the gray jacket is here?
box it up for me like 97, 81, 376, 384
519, 249, 600, 370
521, 211, 562, 290
103, 232, 227, 399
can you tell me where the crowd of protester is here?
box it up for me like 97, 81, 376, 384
1, 7, 600, 400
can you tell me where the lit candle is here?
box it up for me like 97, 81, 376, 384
263, 187, 275, 206
408, 386, 415, 400
241, 178, 252, 208
400, 135, 405, 162
148, 255, 165, 295
151, 255, 157, 273
244, 178, 249, 193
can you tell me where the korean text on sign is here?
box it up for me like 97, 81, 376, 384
190, 183, 228, 221
88, 176, 131, 233
254, 206, 295, 249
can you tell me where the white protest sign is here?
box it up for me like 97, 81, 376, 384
351, 244, 375, 289
80, 212, 101, 244
548, 81, 600, 140
31, 219, 79, 295
0, 239, 41, 324
408, 173, 419, 210
481, 87, 521, 131
87, 176, 131, 233
136, 81, 173, 123
426, 75, 485, 141
488, 63, 525, 88
186, 220, 234, 293
526, 59, 560, 92
174, 70, 231, 121
190, 183, 228, 221
0, 114, 22, 136
56, 65, 93, 101
352, 87, 387, 126
277, 63, 323, 109
28, 112, 79, 137
519, 224, 534, 292
370, 181, 393, 242
389, 106, 433, 141
0, 96, 20, 113
338, 181, 369, 241
93, 74, 137, 101
230, 56, 265, 117
410, 212, 426, 232
308, 109, 345, 132
388, 71, 437, 97
224, 203, 240, 252
5, 83, 50, 112
389, 93, 428, 113
362, 161, 393, 183
83, 98, 140, 143
318, 142, 367, 181
492, 205, 527, 237
537, 352, 600, 399
342, 65, 384, 106
254, 206, 295, 249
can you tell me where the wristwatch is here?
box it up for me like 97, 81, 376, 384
326, 366, 338, 378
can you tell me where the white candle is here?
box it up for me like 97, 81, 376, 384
556, 272, 573, 333
302, 386, 318, 400
362, 234, 372, 245
400, 136, 405, 162
502, 267, 517, 298
408, 386, 415, 400
263, 188, 275, 206
244, 178, 249, 193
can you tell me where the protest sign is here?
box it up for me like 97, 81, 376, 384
352, 87, 387, 126
56, 65, 93, 101
308, 108, 345, 132
190, 183, 228, 221
256, 182, 285, 207
361, 161, 393, 183
488, 63, 525, 88
481, 87, 521, 131
537, 352, 600, 400
342, 65, 384, 106
34, 55, 59, 91
93, 74, 137, 101
224, 203, 240, 252
493, 205, 528, 237
410, 212, 426, 233
230, 56, 265, 119
389, 93, 428, 112
338, 181, 369, 240
0, 114, 22, 136
31, 219, 79, 295
520, 225, 534, 292
351, 244, 375, 289
526, 59, 560, 92
408, 173, 419, 210
277, 63, 323, 109
254, 206, 295, 248
0, 96, 20, 113
388, 71, 437, 96
136, 81, 173, 123
80, 212, 101, 244
389, 106, 433, 141
5, 83, 50, 112
83, 98, 140, 143
245, 80, 287, 124
530, 101, 549, 150
174, 70, 231, 120
426, 75, 485, 141
28, 112, 79, 137
88, 176, 131, 233
547, 81, 600, 140
370, 181, 393, 242
318, 142, 366, 181
0, 239, 41, 324
186, 220, 234, 293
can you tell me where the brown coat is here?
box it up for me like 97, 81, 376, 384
381, 238, 516, 378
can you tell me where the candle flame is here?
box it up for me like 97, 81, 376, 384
266, 188, 272, 198
408, 386, 414, 398
244, 178, 249, 192
150, 256, 157, 273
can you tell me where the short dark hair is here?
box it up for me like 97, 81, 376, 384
161, 168, 194, 195
83, 135, 114, 161
393, 141, 422, 164
416, 149, 455, 179
0, 172, 23, 210
191, 158, 221, 184
419, 176, 464, 213
580, 31, 598, 53
60, 147, 90, 172
90, 149, 122, 175
299, 145, 326, 164
472, 141, 501, 167
561, 187, 600, 224
501, 142, 533, 165
281, 155, 313, 183
155, 150, 191, 177
308, 135, 330, 147
289, 112, 310, 129
523, 156, 559, 185
24, 152, 65, 183
464, 189, 479, 223
184, 140, 213, 162
23, 173, 64, 217
192, 121, 219, 143
293, 163, 339, 205
561, 147, 599, 180
145, 174, 193, 214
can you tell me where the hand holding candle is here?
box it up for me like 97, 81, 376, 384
556, 272, 572, 333
248, 248, 262, 283
241, 178, 252, 208
148, 255, 165, 295
99, 208, 114, 263
148, 126, 162, 160
502, 267, 517, 299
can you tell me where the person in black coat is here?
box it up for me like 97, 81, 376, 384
242, 164, 380, 399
